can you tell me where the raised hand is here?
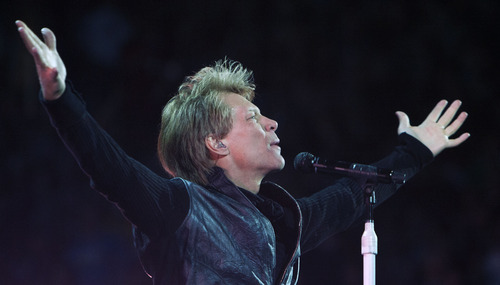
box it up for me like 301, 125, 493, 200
396, 100, 470, 156
16, 20, 66, 100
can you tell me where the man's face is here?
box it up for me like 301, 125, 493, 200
220, 93, 285, 176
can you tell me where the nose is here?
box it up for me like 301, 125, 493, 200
263, 116, 278, 132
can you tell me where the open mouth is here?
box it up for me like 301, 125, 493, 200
270, 140, 280, 147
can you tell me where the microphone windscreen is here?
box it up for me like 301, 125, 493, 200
293, 152, 315, 173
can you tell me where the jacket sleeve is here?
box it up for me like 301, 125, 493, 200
40, 81, 189, 239
297, 133, 433, 253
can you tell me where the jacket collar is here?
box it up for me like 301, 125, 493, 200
207, 167, 253, 207
207, 167, 301, 219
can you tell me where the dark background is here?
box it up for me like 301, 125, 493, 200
1, 1, 498, 284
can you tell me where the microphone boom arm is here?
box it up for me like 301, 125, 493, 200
303, 154, 406, 185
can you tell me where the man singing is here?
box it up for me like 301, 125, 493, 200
16, 20, 469, 285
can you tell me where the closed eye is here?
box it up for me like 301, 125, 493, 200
247, 113, 258, 121
247, 108, 261, 121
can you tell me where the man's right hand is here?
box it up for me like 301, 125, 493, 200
16, 20, 67, 101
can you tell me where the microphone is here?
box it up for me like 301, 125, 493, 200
293, 152, 406, 184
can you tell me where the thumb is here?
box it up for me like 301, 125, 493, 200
395, 111, 410, 135
41, 28, 57, 50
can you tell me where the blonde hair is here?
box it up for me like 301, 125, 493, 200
158, 59, 255, 185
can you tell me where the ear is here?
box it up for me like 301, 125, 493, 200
205, 135, 229, 157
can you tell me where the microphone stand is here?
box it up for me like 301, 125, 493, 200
295, 153, 406, 284
361, 184, 377, 285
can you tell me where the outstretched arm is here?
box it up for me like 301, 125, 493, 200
16, 20, 66, 100
300, 100, 469, 251
396, 99, 470, 157
15, 20, 189, 238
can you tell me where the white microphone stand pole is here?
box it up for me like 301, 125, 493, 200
361, 186, 377, 285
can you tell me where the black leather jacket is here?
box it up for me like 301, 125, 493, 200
134, 169, 302, 285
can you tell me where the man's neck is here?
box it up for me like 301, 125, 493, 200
223, 169, 263, 194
